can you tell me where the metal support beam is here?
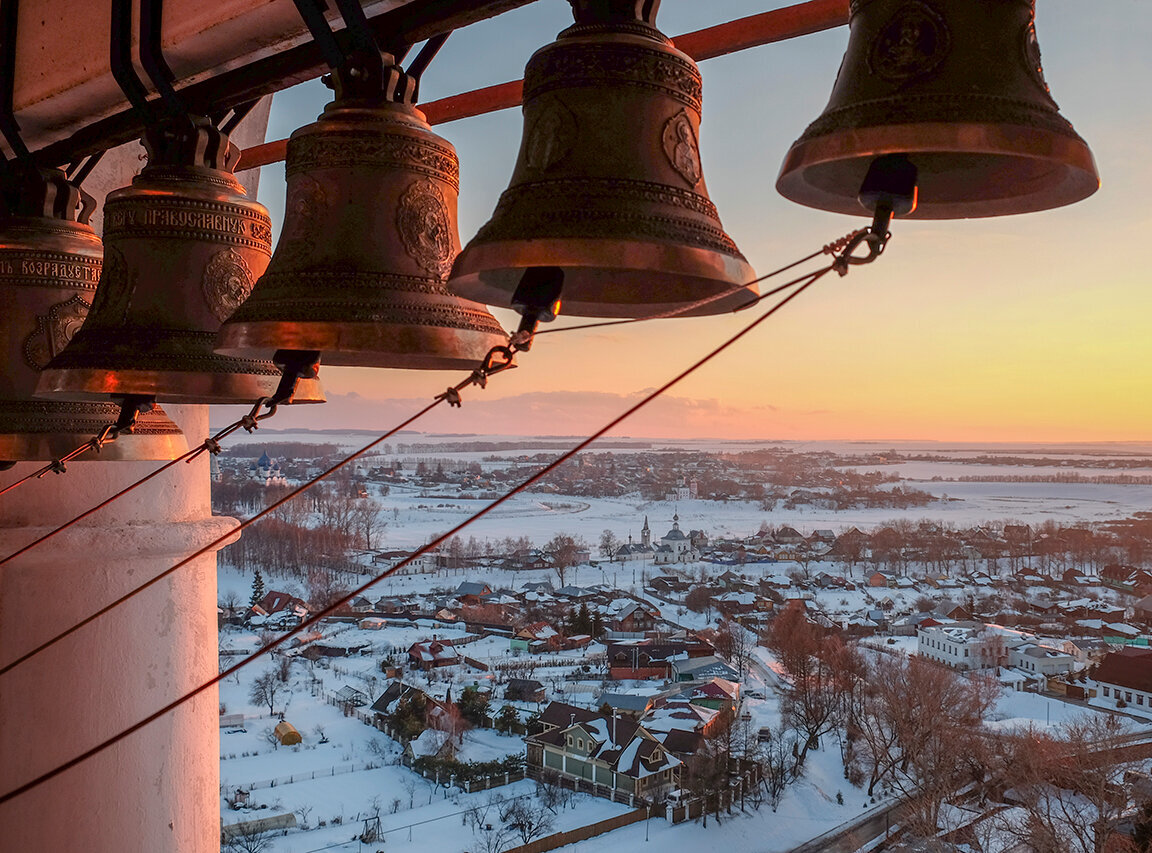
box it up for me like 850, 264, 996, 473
236, 0, 850, 172
29, 0, 536, 169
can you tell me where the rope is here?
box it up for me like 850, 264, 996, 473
0, 264, 831, 805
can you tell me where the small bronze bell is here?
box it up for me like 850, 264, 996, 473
448, 0, 756, 319
777, 0, 1098, 219
0, 168, 186, 462
37, 119, 324, 404
216, 80, 508, 369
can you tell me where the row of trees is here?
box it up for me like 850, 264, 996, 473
765, 603, 1151, 850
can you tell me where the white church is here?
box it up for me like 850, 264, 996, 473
613, 514, 698, 564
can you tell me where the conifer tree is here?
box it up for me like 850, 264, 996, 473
249, 568, 265, 608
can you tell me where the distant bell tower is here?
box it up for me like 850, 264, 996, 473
641, 516, 651, 548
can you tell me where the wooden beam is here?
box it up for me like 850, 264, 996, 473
237, 0, 850, 171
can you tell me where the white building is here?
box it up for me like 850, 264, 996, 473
918, 622, 1074, 678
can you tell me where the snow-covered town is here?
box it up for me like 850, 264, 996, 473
206, 435, 1152, 852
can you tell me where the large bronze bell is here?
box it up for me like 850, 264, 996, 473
777, 0, 1099, 219
216, 90, 508, 369
448, 0, 756, 319
37, 119, 324, 404
0, 168, 186, 462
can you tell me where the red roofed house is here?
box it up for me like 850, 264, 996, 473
407, 639, 461, 672
1093, 647, 1152, 710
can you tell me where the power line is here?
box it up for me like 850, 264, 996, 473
0, 262, 832, 805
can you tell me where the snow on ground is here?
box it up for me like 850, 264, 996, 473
360, 480, 1152, 553
985, 690, 1133, 734
217, 432, 1152, 553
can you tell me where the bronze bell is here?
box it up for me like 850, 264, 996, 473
777, 0, 1099, 219
216, 88, 508, 369
37, 119, 324, 404
0, 167, 186, 462
448, 0, 756, 319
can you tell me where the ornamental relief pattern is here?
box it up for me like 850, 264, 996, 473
527, 45, 702, 110
288, 136, 460, 189
23, 294, 92, 370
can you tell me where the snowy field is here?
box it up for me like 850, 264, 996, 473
322, 479, 1152, 555
215, 433, 1152, 554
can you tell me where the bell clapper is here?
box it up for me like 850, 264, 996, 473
833, 155, 919, 275
269, 350, 322, 409
510, 267, 565, 351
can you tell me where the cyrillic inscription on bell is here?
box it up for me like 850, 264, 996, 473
776, 0, 1099, 219
36, 119, 323, 405
0, 168, 187, 462
448, 0, 757, 319
215, 92, 509, 370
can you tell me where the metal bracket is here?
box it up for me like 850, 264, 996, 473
139, 0, 186, 120
292, 0, 449, 105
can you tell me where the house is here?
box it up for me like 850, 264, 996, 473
774, 526, 806, 545
1094, 648, 1152, 712
613, 601, 661, 633
608, 643, 685, 680
510, 622, 562, 654
526, 702, 681, 801
869, 571, 896, 588
670, 655, 740, 683
1007, 643, 1076, 678
407, 639, 461, 671
599, 692, 656, 718
917, 622, 1011, 671
252, 590, 310, 625
454, 581, 493, 602
504, 678, 546, 703
404, 728, 455, 762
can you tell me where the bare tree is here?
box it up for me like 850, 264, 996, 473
760, 723, 798, 811
222, 826, 275, 853
500, 797, 555, 845
546, 532, 587, 587
993, 715, 1140, 853
599, 529, 620, 558
352, 500, 386, 550
249, 670, 283, 717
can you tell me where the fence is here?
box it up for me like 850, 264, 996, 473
502, 807, 648, 853
226, 761, 379, 792
524, 766, 644, 808
397, 753, 526, 793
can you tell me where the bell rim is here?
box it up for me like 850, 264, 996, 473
777, 121, 1100, 219
450, 239, 758, 319
0, 428, 189, 463
34, 366, 324, 406
0, 402, 189, 462
216, 321, 510, 370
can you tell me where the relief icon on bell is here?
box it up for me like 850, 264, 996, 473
0, 167, 187, 462
215, 59, 509, 371
36, 118, 324, 406
447, 0, 757, 320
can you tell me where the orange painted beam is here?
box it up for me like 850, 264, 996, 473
237, 0, 849, 171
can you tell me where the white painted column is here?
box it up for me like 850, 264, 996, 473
0, 403, 236, 851
0, 103, 266, 849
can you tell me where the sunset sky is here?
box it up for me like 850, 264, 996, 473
248, 1, 1152, 442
